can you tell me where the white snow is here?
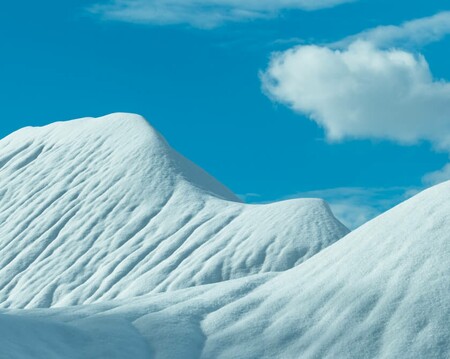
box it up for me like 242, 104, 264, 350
0, 113, 347, 308
2, 113, 448, 359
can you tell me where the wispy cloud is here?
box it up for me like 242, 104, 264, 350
293, 186, 418, 229
337, 11, 450, 48
422, 163, 450, 186
89, 0, 355, 28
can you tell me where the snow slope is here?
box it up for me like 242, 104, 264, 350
3, 179, 450, 358
0, 113, 348, 308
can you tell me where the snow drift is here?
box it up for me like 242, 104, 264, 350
4, 178, 450, 359
2, 113, 449, 359
0, 113, 348, 308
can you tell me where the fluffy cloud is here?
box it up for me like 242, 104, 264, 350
262, 41, 450, 149
89, 0, 354, 28
262, 12, 450, 220
263, 12, 450, 188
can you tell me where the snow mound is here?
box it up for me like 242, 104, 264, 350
0, 113, 348, 308
3, 180, 450, 358
199, 180, 450, 358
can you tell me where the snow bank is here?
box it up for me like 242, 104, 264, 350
0, 113, 348, 308
4, 113, 447, 358
4, 179, 450, 358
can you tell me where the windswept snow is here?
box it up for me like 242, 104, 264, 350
0, 113, 348, 308
2, 113, 449, 359
0, 313, 153, 359
3, 179, 450, 358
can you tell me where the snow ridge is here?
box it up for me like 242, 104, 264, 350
3, 113, 447, 359
4, 179, 450, 359
0, 113, 348, 309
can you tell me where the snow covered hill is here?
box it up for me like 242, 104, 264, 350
3, 179, 450, 359
0, 113, 348, 308
4, 113, 448, 359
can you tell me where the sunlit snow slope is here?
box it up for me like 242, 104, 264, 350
4, 179, 450, 359
0, 113, 348, 308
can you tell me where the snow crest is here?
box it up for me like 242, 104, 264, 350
4, 179, 449, 358
4, 113, 446, 358
0, 113, 348, 309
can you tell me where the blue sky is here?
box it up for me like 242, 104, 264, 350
1, 0, 450, 228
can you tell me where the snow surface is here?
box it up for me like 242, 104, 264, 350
2, 113, 448, 358
0, 113, 347, 309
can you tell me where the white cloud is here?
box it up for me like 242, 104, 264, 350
294, 187, 416, 229
262, 13, 450, 220
338, 11, 450, 48
89, 0, 354, 28
263, 12, 450, 192
262, 41, 450, 149
422, 163, 450, 185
